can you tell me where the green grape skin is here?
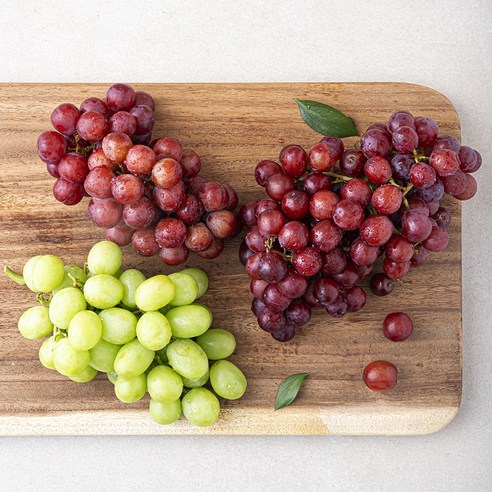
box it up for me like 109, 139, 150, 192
156, 346, 169, 364
196, 329, 236, 360
166, 304, 212, 338
69, 365, 98, 383
39, 336, 57, 370
147, 365, 183, 403
119, 269, 146, 309
107, 371, 118, 384
134, 275, 175, 312
167, 338, 209, 381
83, 274, 124, 309
209, 360, 247, 400
88, 338, 121, 372
49, 287, 87, 330
182, 370, 209, 389
99, 308, 138, 345
149, 398, 182, 425
136, 312, 172, 351
18, 305, 53, 340
53, 337, 90, 377
22, 255, 41, 291
23, 254, 65, 293
168, 272, 198, 306
68, 310, 102, 351
180, 268, 208, 298
52, 265, 87, 294
114, 373, 147, 403
182, 388, 220, 427
87, 240, 122, 276
113, 339, 155, 377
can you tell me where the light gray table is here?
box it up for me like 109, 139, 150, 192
0, 1, 490, 490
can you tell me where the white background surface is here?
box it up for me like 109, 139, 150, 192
1, 1, 491, 490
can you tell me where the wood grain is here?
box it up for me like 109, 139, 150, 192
0, 83, 461, 435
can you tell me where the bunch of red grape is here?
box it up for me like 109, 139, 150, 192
37, 83, 156, 205
240, 110, 481, 342
36, 84, 241, 265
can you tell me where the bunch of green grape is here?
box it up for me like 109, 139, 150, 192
5, 240, 247, 427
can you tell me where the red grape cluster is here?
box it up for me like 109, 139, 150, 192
36, 84, 241, 265
37, 83, 156, 205
240, 110, 481, 342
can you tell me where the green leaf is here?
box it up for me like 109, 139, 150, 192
274, 373, 309, 410
295, 99, 359, 138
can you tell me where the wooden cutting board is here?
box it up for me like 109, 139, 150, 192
0, 83, 461, 435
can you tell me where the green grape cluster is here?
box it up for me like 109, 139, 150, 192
5, 240, 247, 428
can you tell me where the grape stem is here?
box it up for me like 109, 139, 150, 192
3, 266, 25, 285
402, 183, 414, 197
323, 170, 352, 182
36, 293, 51, 306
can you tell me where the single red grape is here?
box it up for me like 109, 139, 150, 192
134, 91, 155, 111
159, 244, 190, 266
321, 247, 347, 275
331, 261, 359, 288
130, 105, 155, 135
383, 258, 410, 279
281, 190, 309, 220
302, 172, 332, 196
198, 181, 229, 211
152, 158, 183, 189
312, 277, 339, 304
392, 126, 419, 153
51, 103, 80, 136
265, 173, 295, 201
76, 111, 109, 142
310, 220, 342, 253
84, 166, 115, 198
414, 116, 438, 146
111, 174, 144, 205
125, 145, 156, 174
340, 149, 366, 177
87, 197, 123, 227
345, 286, 366, 312
197, 238, 224, 259
239, 200, 258, 227
254, 160, 282, 186
363, 361, 398, 391
308, 142, 337, 171
383, 312, 413, 341
185, 223, 214, 252
360, 129, 391, 158
259, 252, 288, 284
153, 137, 183, 161
106, 224, 134, 246
309, 190, 340, 221
278, 221, 309, 251
277, 269, 308, 299
441, 170, 468, 196
401, 210, 432, 242
109, 111, 137, 136
58, 153, 89, 183
155, 218, 187, 248
360, 215, 394, 247
458, 146, 481, 173
53, 178, 84, 205
122, 197, 156, 229
180, 149, 202, 178
371, 184, 402, 215
285, 301, 311, 327
350, 238, 379, 266
429, 149, 461, 176
292, 246, 322, 277
132, 227, 160, 256
370, 273, 395, 296
279, 145, 307, 177
80, 97, 110, 117
153, 182, 185, 212
106, 83, 136, 112
385, 235, 414, 263
325, 295, 348, 318
387, 111, 415, 132
102, 132, 133, 164
332, 199, 365, 230
454, 173, 477, 200
37, 131, 67, 164
340, 178, 372, 207
432, 135, 460, 153
206, 210, 239, 239
364, 156, 392, 184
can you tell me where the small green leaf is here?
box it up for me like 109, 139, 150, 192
295, 99, 359, 138
274, 373, 309, 410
